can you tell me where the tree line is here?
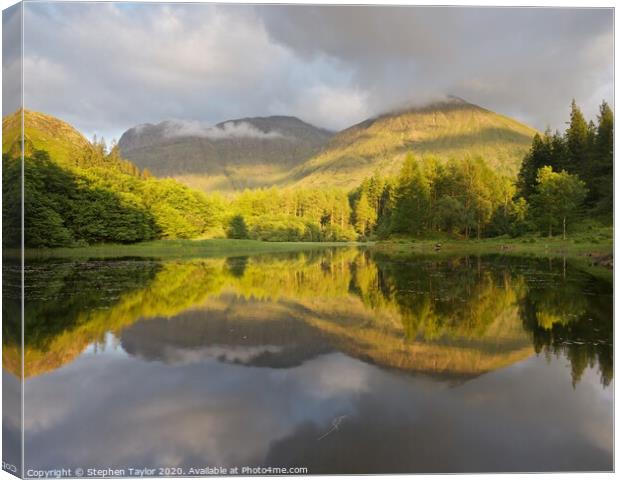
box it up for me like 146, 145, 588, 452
3, 144, 223, 247
3, 99, 611, 248
349, 99, 612, 240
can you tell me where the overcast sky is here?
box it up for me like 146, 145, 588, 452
3, 3, 614, 141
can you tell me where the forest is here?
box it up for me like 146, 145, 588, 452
2, 99, 613, 248
348, 100, 613, 241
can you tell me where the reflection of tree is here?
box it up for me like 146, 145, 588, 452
3, 257, 22, 376
23, 259, 160, 349
226, 256, 249, 278
519, 273, 613, 387
13, 258, 230, 376
370, 256, 526, 343
10, 250, 612, 386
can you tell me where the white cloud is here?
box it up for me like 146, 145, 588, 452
289, 85, 371, 131
162, 120, 285, 140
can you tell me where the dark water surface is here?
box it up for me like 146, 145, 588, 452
6, 248, 613, 474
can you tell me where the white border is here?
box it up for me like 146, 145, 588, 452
0, 2, 616, 480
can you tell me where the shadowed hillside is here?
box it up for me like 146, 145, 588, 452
288, 97, 537, 190
119, 116, 333, 192
2, 110, 224, 247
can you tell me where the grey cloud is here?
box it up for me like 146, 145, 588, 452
259, 6, 614, 130
2, 4, 22, 116
17, 3, 614, 141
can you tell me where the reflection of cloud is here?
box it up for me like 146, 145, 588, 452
23, 352, 370, 469
161, 344, 284, 364
2, 369, 22, 470
23, 348, 612, 473
298, 354, 371, 399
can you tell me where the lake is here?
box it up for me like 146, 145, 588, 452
3, 247, 613, 474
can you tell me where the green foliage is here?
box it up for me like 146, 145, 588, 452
5, 150, 159, 247
353, 153, 509, 240
517, 99, 612, 229
2, 154, 22, 247
390, 153, 432, 235
565, 99, 592, 178
590, 101, 614, 214
2, 147, 226, 247
228, 187, 356, 242
435, 196, 466, 234
353, 192, 375, 237
531, 166, 587, 239
3, 100, 611, 248
227, 215, 249, 239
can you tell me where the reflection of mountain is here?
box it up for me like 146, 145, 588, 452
121, 295, 333, 368
11, 250, 613, 386
119, 290, 532, 381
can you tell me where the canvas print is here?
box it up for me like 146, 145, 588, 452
1, 2, 614, 477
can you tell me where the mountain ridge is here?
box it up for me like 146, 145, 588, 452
118, 115, 333, 192
287, 97, 538, 190
5, 98, 538, 194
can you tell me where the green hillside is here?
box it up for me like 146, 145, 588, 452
3, 98, 609, 248
2, 110, 223, 247
288, 97, 538, 190
2, 109, 94, 164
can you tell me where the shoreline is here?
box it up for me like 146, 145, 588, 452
15, 238, 359, 260
372, 236, 613, 281
9, 235, 612, 278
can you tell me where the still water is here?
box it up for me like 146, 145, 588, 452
4, 248, 614, 474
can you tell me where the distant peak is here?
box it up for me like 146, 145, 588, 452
445, 94, 468, 103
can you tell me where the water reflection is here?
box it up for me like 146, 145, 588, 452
10, 249, 612, 385
4, 248, 613, 472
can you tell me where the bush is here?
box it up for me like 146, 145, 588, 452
227, 215, 249, 239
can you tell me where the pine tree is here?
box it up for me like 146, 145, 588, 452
390, 153, 431, 236
354, 191, 375, 237
565, 99, 590, 178
549, 130, 569, 172
517, 132, 552, 200
227, 215, 249, 239
591, 101, 614, 214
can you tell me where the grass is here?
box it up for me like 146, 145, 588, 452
15, 228, 613, 281
20, 238, 359, 260
372, 227, 613, 281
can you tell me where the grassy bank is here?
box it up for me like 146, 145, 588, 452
372, 229, 613, 280
19, 238, 358, 260
12, 229, 614, 280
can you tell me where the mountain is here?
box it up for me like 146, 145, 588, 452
2, 110, 226, 247
7, 99, 538, 196
288, 97, 538, 190
2, 109, 94, 164
118, 115, 333, 192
